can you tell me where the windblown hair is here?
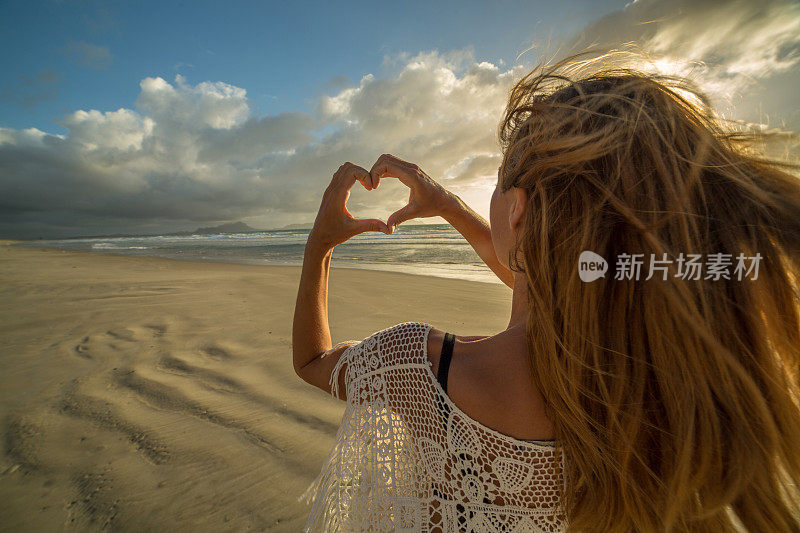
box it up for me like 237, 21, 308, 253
498, 48, 800, 532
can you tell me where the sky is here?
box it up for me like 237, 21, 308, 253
1, 0, 799, 239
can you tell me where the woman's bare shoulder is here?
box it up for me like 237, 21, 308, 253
423, 324, 555, 440
424, 325, 489, 375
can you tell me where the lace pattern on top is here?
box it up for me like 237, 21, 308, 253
298, 322, 567, 532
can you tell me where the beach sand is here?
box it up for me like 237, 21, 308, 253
0, 240, 511, 531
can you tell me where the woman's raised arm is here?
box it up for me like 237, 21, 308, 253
440, 194, 514, 289
370, 153, 514, 289
292, 162, 390, 387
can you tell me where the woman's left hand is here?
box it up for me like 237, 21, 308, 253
307, 162, 391, 250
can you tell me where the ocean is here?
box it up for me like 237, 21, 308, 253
14, 224, 505, 285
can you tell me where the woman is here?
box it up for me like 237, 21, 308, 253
293, 50, 800, 532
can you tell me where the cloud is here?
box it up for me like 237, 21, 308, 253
316, 53, 524, 183
562, 0, 800, 129
0, 53, 524, 238
0, 70, 60, 110
62, 41, 114, 69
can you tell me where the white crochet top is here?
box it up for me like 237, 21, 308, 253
298, 321, 567, 532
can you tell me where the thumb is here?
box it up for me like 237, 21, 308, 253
353, 218, 391, 235
386, 204, 415, 230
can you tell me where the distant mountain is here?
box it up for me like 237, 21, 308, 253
278, 223, 314, 230
192, 221, 261, 235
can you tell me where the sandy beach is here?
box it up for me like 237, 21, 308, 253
0, 240, 511, 531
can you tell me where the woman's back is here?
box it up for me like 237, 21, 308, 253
425, 325, 555, 443
299, 322, 567, 532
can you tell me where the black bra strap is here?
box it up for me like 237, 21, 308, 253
437, 332, 455, 393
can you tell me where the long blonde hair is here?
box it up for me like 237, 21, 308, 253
498, 49, 800, 531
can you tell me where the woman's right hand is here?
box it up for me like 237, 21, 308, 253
369, 153, 459, 234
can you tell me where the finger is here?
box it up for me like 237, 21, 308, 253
332, 163, 372, 200
331, 161, 370, 187
369, 154, 418, 189
381, 153, 415, 168
352, 218, 391, 235
386, 203, 416, 230
370, 153, 415, 181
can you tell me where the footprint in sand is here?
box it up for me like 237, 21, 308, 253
74, 336, 92, 359
144, 324, 167, 337
199, 344, 233, 360
105, 328, 137, 342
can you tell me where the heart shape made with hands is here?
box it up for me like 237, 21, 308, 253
365, 153, 445, 233
313, 154, 447, 248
